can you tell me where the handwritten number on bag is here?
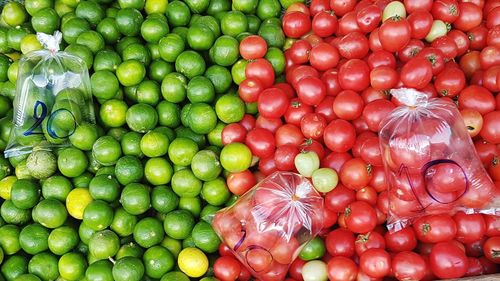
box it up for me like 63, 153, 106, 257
398, 159, 468, 211
23, 100, 76, 138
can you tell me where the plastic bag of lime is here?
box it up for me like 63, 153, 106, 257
4, 31, 95, 157
212, 171, 324, 281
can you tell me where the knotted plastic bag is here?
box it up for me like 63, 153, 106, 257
379, 88, 499, 232
212, 172, 324, 281
4, 31, 95, 157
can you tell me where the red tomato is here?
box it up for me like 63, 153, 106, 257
330, 0, 357, 17
355, 231, 385, 256
315, 96, 336, 122
238, 78, 264, 103
323, 119, 356, 152
239, 35, 267, 60
284, 98, 313, 126
480, 256, 498, 274
359, 137, 382, 166
370, 166, 387, 193
391, 251, 427, 281
325, 183, 355, 211
361, 87, 389, 103
483, 65, 500, 92
282, 11, 312, 38
434, 67, 466, 97
359, 249, 391, 278
465, 257, 484, 277
309, 43, 340, 71
258, 157, 277, 176
275, 124, 304, 147
483, 236, 500, 264
222, 123, 247, 145
453, 2, 483, 31
486, 6, 500, 28
431, 0, 460, 23
295, 76, 326, 106
300, 113, 327, 140
417, 47, 446, 75
480, 111, 500, 144
459, 51, 481, 78
398, 39, 425, 62
368, 28, 383, 51
458, 85, 496, 115
337, 11, 362, 36
286, 2, 310, 15
431, 36, 459, 61
321, 152, 353, 172
227, 170, 256, 196
356, 186, 378, 206
323, 207, 339, 229
338, 32, 370, 59
385, 227, 418, 252
344, 201, 377, 233
447, 30, 470, 56
255, 116, 282, 134
321, 69, 342, 96
214, 256, 241, 281
312, 10, 338, 37
407, 11, 433, 39
367, 50, 396, 69
487, 25, 500, 47
327, 256, 358, 281
300, 139, 325, 160
370, 66, 398, 90
413, 214, 458, 243
245, 128, 275, 158
474, 140, 499, 167
453, 212, 486, 244
356, 4, 381, 33
484, 215, 500, 237
309, 0, 329, 16
257, 87, 288, 118
289, 40, 312, 65
340, 158, 372, 191
362, 99, 396, 132
378, 17, 411, 52
429, 241, 468, 279
400, 57, 433, 89
270, 236, 299, 265
245, 58, 274, 89
274, 144, 299, 171
333, 90, 365, 121
404, 0, 433, 12
338, 59, 370, 92
326, 228, 356, 257
427, 162, 467, 194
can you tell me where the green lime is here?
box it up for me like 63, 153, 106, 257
116, 242, 143, 259
94, 50, 122, 72
93, 136, 122, 166
32, 199, 67, 228
116, 59, 146, 87
265, 47, 286, 75
145, 0, 167, 14
57, 148, 88, 178
97, 17, 121, 44
149, 42, 161, 60
118, 0, 145, 9
200, 205, 221, 223
58, 252, 87, 281
299, 237, 326, 261
115, 8, 143, 36
233, 0, 258, 13
191, 150, 222, 181
133, 217, 164, 248
209, 35, 239, 67
122, 43, 151, 65
2, 255, 28, 281
0, 28, 10, 54
48, 226, 79, 255
75, 0, 104, 26
89, 174, 120, 202
160, 237, 182, 258
187, 76, 215, 103
136, 80, 160, 105
83, 200, 114, 231
31, 8, 60, 34
116, 36, 142, 55
195, 15, 221, 37
207, 122, 225, 147
120, 183, 150, 215
89, 230, 120, 260
26, 150, 56, 180
178, 197, 201, 217
204, 65, 232, 94
247, 14, 261, 33
28, 252, 59, 281
6, 26, 29, 51
72, 172, 93, 189
70, 123, 99, 151
161, 72, 187, 103
10, 179, 40, 210
164, 210, 195, 240
220, 142, 252, 172
111, 207, 137, 237
0, 55, 10, 83
143, 246, 175, 279
78, 222, 96, 245
207, 0, 230, 15
64, 43, 93, 69
187, 24, 215, 51
231, 58, 247, 84
151, 186, 179, 214
140, 130, 169, 157
2, 2, 28, 27
256, 0, 281, 20
61, 17, 91, 44
171, 169, 202, 198
144, 158, 173, 186
192, 221, 220, 253
120, 132, 142, 157
149, 59, 173, 82
175, 50, 206, 79
258, 22, 285, 48
188, 103, 217, 134
76, 30, 105, 54
14, 160, 32, 180
201, 177, 230, 206
175, 127, 206, 148
7, 60, 18, 84
215, 94, 245, 123
114, 155, 143, 186
20, 33, 42, 54
158, 33, 185, 63
41, 176, 72, 202
19, 223, 49, 255
100, 99, 128, 128
161, 271, 190, 281
180, 103, 192, 128
112, 257, 144, 281
221, 11, 248, 37
0, 224, 21, 255
157, 101, 181, 128
85, 260, 114, 281
25, 0, 53, 16
141, 17, 169, 43
91, 70, 119, 100
1, 200, 31, 225
126, 103, 158, 133
166, 1, 191, 27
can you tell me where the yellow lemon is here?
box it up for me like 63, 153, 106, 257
66, 187, 93, 219
0, 176, 16, 200
178, 247, 208, 278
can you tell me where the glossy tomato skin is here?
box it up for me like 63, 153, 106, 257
282, 11, 312, 38
407, 11, 433, 39
300, 113, 327, 140
284, 98, 314, 127
398, 39, 425, 63
448, 30, 471, 56
453, 212, 487, 244
362, 99, 396, 132
480, 111, 500, 144
359, 248, 391, 278
222, 123, 247, 145
338, 59, 371, 92
340, 158, 373, 190
404, 0, 433, 12
245, 128, 276, 158
370, 66, 398, 90
326, 228, 356, 257
258, 157, 277, 176
429, 241, 468, 279
355, 231, 385, 256
333, 90, 365, 120
255, 116, 282, 134
434, 67, 466, 97
460, 51, 481, 78
214, 256, 241, 281
431, 36, 459, 61
431, 0, 460, 23
245, 58, 275, 88
239, 78, 265, 103
400, 57, 433, 89
274, 144, 299, 171
227, 170, 256, 196
288, 258, 305, 281
413, 214, 458, 243
469, 25, 489, 51
275, 124, 304, 147
367, 50, 396, 69
321, 69, 342, 96
309, 43, 340, 71
458, 85, 496, 115
344, 201, 377, 233
321, 152, 353, 172
257, 87, 289, 118
239, 35, 268, 60
327, 256, 358, 281
391, 251, 427, 281
323, 119, 356, 152
295, 76, 327, 106
315, 96, 336, 122
312, 10, 338, 37
330, 0, 357, 17
378, 17, 411, 52
325, 183, 356, 212
454, 2, 483, 32
356, 4, 381, 33
289, 40, 312, 65
483, 236, 500, 264
385, 227, 418, 252
484, 215, 500, 237
338, 32, 370, 59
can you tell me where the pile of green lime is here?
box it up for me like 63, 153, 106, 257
0, 0, 292, 278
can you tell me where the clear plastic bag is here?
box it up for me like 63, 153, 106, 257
380, 88, 499, 232
212, 172, 324, 281
4, 31, 95, 157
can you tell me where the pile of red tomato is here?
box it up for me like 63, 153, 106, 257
212, 0, 500, 280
